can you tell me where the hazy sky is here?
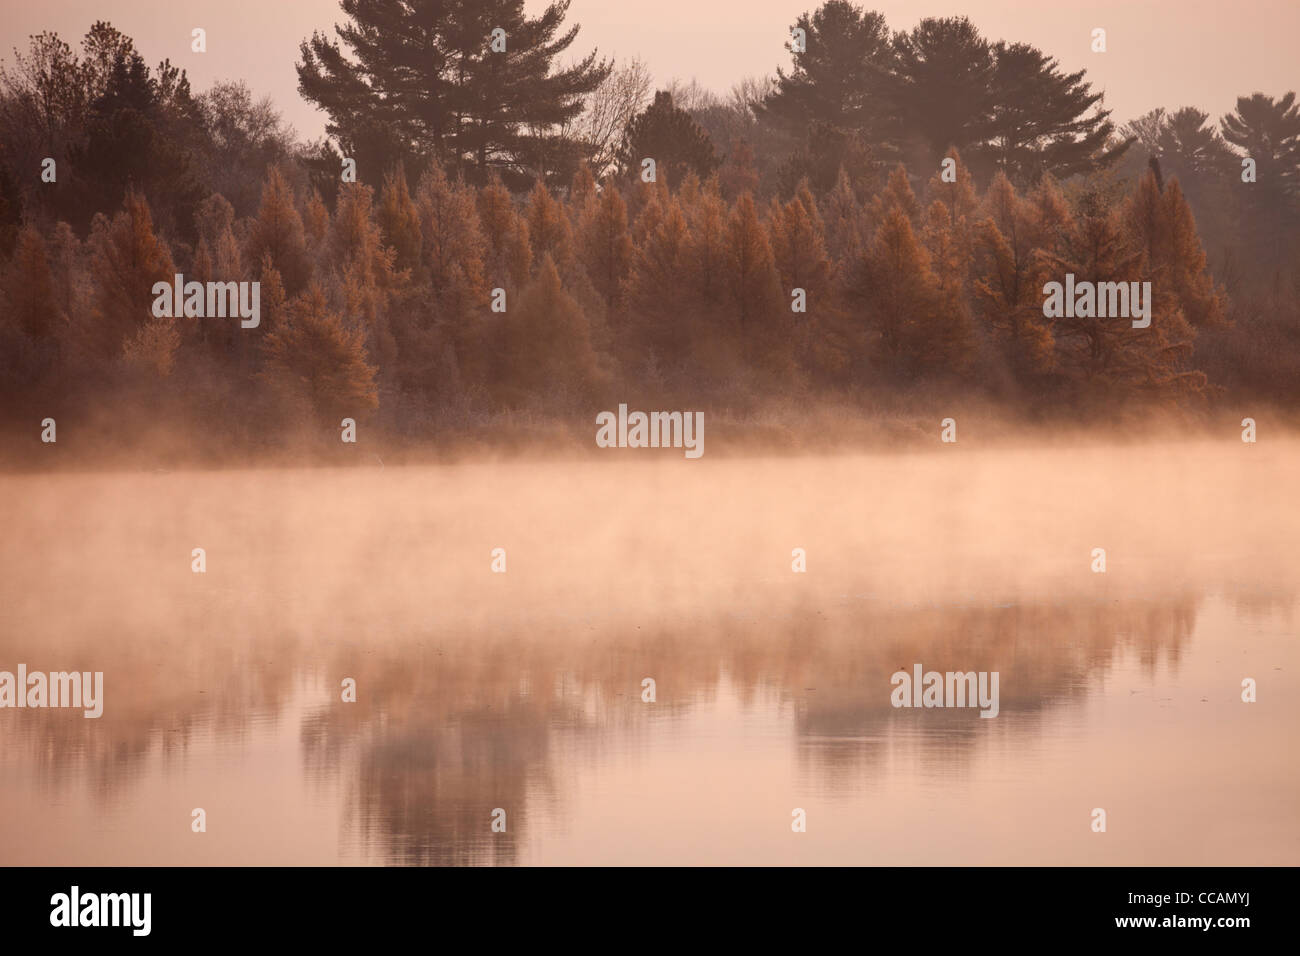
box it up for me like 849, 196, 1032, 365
3, 0, 1296, 142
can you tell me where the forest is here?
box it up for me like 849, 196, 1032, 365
1, 1, 1298, 462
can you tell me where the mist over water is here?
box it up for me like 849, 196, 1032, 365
1, 439, 1296, 865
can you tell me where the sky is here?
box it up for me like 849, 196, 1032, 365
2, 0, 1296, 142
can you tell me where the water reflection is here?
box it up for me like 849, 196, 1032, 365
1, 452, 1296, 864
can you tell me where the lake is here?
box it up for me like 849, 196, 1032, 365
1, 441, 1296, 864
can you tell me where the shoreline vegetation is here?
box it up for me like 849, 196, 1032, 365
2, 5, 1298, 472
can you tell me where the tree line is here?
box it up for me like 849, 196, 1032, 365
1, 3, 1297, 454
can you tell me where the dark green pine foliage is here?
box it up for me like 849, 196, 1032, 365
618, 91, 719, 187
296, 0, 610, 188
983, 40, 1130, 185
758, 1, 897, 150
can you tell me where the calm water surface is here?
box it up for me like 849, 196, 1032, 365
1, 443, 1296, 864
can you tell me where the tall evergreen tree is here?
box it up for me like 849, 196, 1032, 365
1220, 92, 1300, 273
759, 2, 896, 147
984, 41, 1129, 185
618, 91, 718, 188
296, 0, 610, 187
892, 17, 996, 171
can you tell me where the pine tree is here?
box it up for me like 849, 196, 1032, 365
296, 0, 610, 186
1220, 92, 1300, 274
776, 121, 876, 199
759, 2, 896, 147
618, 91, 718, 188
892, 17, 996, 170
985, 41, 1129, 184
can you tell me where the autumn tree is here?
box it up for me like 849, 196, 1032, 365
496, 254, 603, 404
329, 182, 403, 394
576, 184, 631, 320
1041, 191, 1204, 401
768, 183, 841, 373
261, 284, 379, 423
561, 57, 652, 177
725, 193, 790, 377
195, 80, 296, 218
188, 193, 245, 359
3, 226, 60, 341
74, 191, 176, 367
477, 176, 532, 290
377, 165, 423, 275
525, 179, 574, 273
1125, 169, 1225, 334
972, 173, 1072, 384
413, 162, 489, 386
870, 164, 921, 227
845, 203, 973, 379
245, 165, 312, 294
623, 193, 692, 368
681, 185, 731, 319
820, 167, 869, 263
